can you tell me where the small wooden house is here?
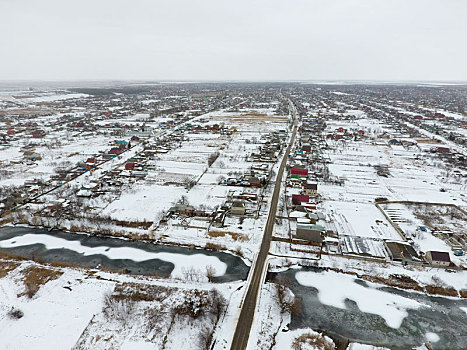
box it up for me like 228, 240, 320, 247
425, 251, 451, 267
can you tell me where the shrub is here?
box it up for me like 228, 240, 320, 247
291, 332, 335, 350
19, 266, 63, 298
197, 326, 214, 350
205, 242, 226, 251
102, 291, 136, 325
181, 266, 204, 282
205, 265, 217, 283
207, 152, 220, 166
7, 308, 24, 319
234, 245, 244, 257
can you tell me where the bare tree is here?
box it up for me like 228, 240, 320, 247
205, 265, 217, 282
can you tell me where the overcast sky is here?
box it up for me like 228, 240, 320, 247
0, 0, 466, 82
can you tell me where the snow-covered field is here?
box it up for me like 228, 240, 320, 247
0, 259, 244, 350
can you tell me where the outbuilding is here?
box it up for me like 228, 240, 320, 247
231, 200, 246, 216
425, 251, 451, 267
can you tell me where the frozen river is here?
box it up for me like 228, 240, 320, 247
274, 267, 467, 349
0, 226, 249, 282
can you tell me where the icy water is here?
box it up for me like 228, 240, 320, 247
273, 267, 467, 349
0, 226, 249, 282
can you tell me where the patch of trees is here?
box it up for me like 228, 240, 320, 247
207, 152, 220, 167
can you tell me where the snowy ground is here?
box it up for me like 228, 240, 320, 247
0, 257, 245, 350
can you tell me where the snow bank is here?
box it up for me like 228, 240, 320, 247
425, 332, 440, 342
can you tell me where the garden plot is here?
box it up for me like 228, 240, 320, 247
340, 236, 387, 258
323, 131, 466, 207
162, 143, 222, 164
28, 134, 110, 172
160, 213, 267, 259
197, 173, 224, 185
0, 132, 110, 187
202, 108, 288, 128
382, 171, 456, 203
324, 201, 401, 240
185, 185, 231, 208
0, 145, 22, 162
380, 202, 467, 266
157, 160, 206, 176
101, 183, 186, 222
154, 136, 229, 181
185, 132, 223, 140
199, 133, 275, 184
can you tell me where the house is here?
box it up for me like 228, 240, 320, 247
294, 226, 324, 244
425, 251, 451, 267
77, 189, 93, 198
86, 158, 97, 169
291, 168, 308, 176
436, 147, 450, 154
231, 200, 245, 216
225, 178, 237, 185
31, 130, 46, 138
241, 176, 261, 187
109, 147, 122, 155
132, 171, 147, 178
292, 194, 310, 205
232, 192, 258, 201
29, 152, 42, 161
303, 183, 318, 196
115, 140, 128, 146
388, 138, 401, 145
125, 163, 136, 170
81, 181, 100, 191
168, 204, 195, 216
385, 241, 420, 264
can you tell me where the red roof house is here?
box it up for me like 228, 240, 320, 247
292, 194, 310, 205
291, 168, 308, 176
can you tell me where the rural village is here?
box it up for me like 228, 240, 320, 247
0, 82, 466, 350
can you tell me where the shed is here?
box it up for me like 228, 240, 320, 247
294, 228, 323, 244
231, 200, 246, 216
425, 251, 451, 267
